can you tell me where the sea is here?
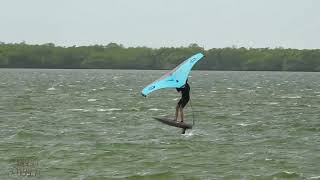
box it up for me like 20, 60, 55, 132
0, 69, 319, 180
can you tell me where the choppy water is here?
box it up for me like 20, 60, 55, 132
0, 69, 319, 180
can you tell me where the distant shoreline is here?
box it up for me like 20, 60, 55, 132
1, 43, 319, 72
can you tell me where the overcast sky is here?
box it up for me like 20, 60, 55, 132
1, 0, 319, 49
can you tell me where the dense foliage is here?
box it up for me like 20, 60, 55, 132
0, 42, 320, 71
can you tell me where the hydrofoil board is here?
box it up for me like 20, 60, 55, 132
153, 117, 192, 129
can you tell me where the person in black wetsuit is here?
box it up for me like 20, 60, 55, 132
174, 79, 190, 122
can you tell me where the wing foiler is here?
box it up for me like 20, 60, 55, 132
141, 52, 204, 97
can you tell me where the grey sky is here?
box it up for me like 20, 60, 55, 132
1, 0, 319, 49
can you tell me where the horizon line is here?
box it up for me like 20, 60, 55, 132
0, 41, 319, 50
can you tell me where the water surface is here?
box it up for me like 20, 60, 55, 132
0, 69, 319, 179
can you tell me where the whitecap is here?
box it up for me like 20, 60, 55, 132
238, 123, 249, 127
69, 108, 84, 111
172, 98, 179, 101
97, 108, 107, 112
88, 99, 97, 102
287, 96, 302, 99
48, 87, 56, 91
309, 175, 320, 179
68, 108, 90, 112
80, 122, 92, 125
282, 171, 296, 175
148, 108, 162, 111
267, 102, 279, 105
227, 88, 233, 90
108, 108, 122, 111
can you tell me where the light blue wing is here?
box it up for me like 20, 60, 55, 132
141, 52, 204, 97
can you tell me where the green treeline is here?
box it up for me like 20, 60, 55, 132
0, 42, 320, 71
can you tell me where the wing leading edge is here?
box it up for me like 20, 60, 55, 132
141, 52, 204, 97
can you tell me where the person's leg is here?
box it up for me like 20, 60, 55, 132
180, 107, 184, 122
180, 97, 189, 123
175, 104, 180, 121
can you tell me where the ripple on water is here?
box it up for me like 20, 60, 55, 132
68, 108, 91, 112
280, 95, 302, 99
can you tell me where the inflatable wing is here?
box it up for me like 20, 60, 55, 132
141, 52, 204, 97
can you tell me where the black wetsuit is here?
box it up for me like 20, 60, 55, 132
176, 82, 190, 108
